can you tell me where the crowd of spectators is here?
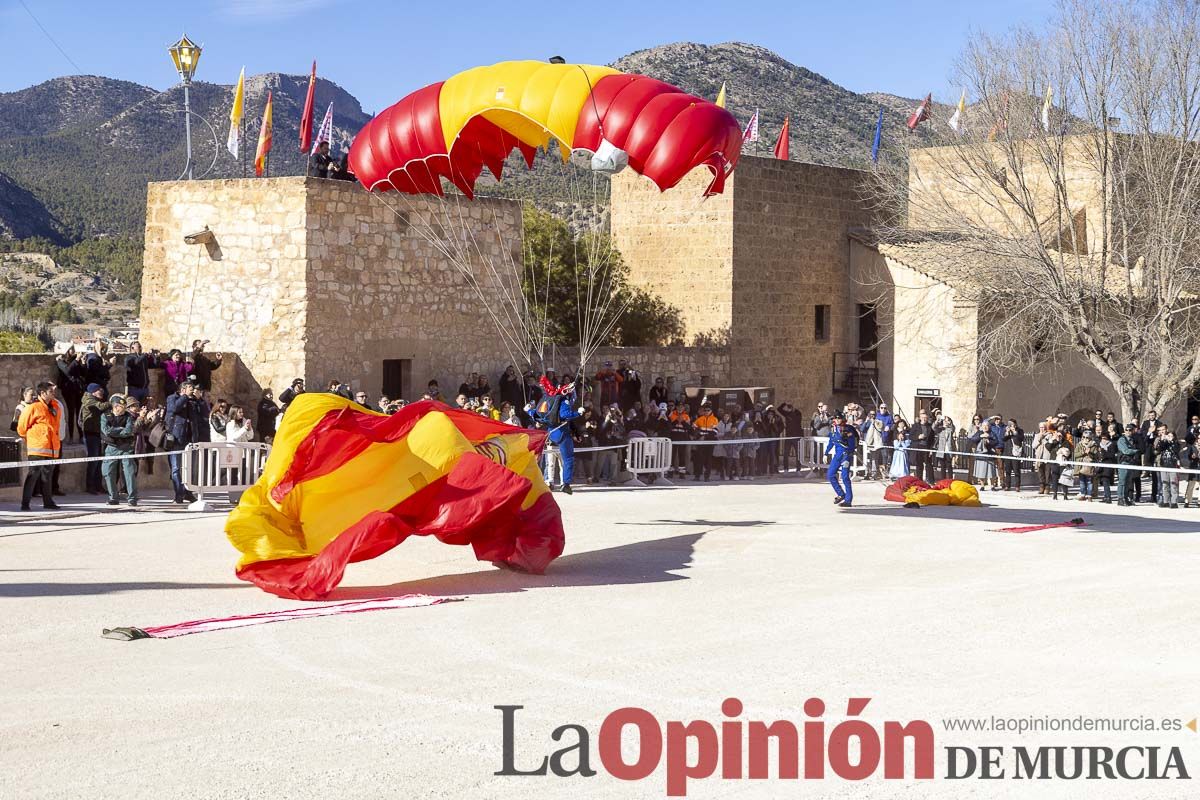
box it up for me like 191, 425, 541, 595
833, 401, 1200, 509
11, 343, 1200, 508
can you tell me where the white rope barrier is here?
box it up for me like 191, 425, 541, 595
882, 443, 1200, 477
0, 450, 173, 469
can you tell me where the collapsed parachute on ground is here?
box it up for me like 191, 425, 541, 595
884, 477, 982, 508
348, 60, 744, 198
225, 394, 564, 600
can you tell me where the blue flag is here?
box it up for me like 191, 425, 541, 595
871, 108, 884, 164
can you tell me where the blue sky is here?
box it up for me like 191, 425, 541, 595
0, 0, 1052, 113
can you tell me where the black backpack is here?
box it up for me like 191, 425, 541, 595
535, 394, 562, 429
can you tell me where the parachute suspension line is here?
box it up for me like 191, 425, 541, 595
486, 200, 543, 369
442, 185, 529, 355
365, 188, 529, 375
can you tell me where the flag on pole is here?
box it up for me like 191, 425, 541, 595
299, 60, 317, 152
1040, 85, 1053, 132
715, 82, 727, 108
871, 108, 884, 163
226, 67, 245, 158
255, 91, 273, 176
774, 116, 790, 160
948, 89, 966, 133
907, 93, 932, 131
311, 101, 333, 155
742, 108, 759, 143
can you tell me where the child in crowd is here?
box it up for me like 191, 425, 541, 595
740, 422, 758, 480
1051, 445, 1072, 499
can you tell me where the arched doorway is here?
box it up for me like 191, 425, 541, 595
1057, 385, 1113, 429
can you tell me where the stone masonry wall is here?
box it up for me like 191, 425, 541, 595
908, 137, 1109, 253
610, 168, 734, 341
140, 177, 518, 403
301, 179, 518, 398
141, 178, 310, 399
730, 157, 878, 410
0, 354, 58, 412
553, 345, 731, 404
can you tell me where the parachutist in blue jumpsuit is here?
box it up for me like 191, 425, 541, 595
825, 413, 859, 507
533, 383, 580, 495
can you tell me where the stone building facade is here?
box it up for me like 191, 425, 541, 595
612, 155, 878, 413
133, 148, 1185, 429
141, 177, 518, 403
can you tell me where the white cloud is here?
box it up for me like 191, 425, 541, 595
219, 0, 338, 20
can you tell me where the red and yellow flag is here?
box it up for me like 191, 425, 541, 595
226, 394, 565, 600
254, 91, 273, 176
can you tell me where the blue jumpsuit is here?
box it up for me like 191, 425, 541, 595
825, 423, 860, 506
536, 392, 579, 487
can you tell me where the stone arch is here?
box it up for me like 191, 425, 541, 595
1058, 384, 1112, 428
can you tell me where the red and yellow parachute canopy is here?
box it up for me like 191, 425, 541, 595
349, 60, 743, 198
226, 394, 564, 600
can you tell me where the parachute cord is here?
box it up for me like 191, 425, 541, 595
365, 188, 530, 376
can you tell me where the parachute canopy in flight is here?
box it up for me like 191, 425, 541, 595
349, 60, 744, 198
226, 394, 565, 600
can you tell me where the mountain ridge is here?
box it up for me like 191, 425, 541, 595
0, 42, 935, 245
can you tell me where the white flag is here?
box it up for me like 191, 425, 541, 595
1041, 85, 1053, 133
948, 89, 966, 133
742, 108, 759, 143
226, 67, 245, 159
311, 102, 333, 155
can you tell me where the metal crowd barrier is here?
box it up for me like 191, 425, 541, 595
624, 436, 674, 486
181, 441, 271, 502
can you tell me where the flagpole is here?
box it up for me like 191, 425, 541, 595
241, 117, 246, 178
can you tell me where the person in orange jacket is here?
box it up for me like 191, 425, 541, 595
17, 381, 62, 511
692, 403, 720, 480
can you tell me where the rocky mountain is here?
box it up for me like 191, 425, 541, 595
0, 72, 371, 240
614, 42, 937, 167
0, 41, 943, 255
0, 76, 157, 139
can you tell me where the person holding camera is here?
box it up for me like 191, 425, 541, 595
190, 339, 223, 392
124, 341, 159, 404
1002, 418, 1026, 490
257, 388, 280, 442
165, 382, 203, 504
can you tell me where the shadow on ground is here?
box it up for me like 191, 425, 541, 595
330, 531, 707, 601
0, 532, 707, 601
845, 503, 1200, 534
615, 519, 775, 527
0, 581, 247, 598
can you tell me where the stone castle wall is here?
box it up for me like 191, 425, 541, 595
300, 180, 519, 399
140, 177, 517, 402
610, 168, 734, 340
729, 157, 877, 411
141, 178, 310, 399
611, 157, 880, 410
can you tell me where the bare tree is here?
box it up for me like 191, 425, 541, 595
868, 0, 1200, 420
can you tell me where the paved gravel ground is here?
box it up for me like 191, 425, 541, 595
2, 479, 1197, 799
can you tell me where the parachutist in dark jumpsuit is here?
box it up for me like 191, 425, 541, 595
825, 412, 860, 507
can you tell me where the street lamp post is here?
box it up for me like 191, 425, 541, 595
168, 35, 203, 180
